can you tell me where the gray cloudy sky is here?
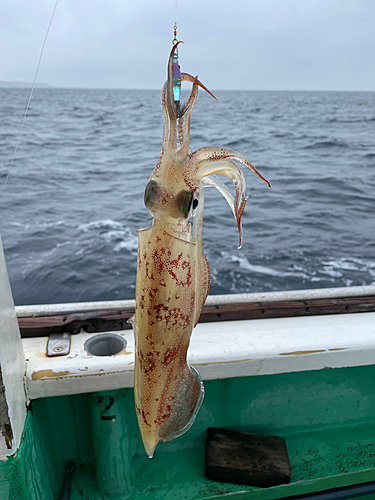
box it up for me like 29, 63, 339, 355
1, 0, 375, 91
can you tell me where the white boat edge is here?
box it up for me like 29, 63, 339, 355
14, 284, 375, 317
23, 311, 375, 402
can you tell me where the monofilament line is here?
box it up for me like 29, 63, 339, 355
1, 0, 60, 191
174, 0, 178, 27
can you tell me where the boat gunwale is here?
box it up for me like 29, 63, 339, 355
15, 285, 375, 338
15, 285, 375, 317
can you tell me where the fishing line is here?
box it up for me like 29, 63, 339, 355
174, 0, 178, 27
1, 0, 60, 191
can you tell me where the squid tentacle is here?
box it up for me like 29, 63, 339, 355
161, 82, 171, 154
177, 74, 199, 152
178, 73, 216, 155
201, 174, 237, 220
180, 73, 216, 101
161, 73, 200, 155
191, 146, 271, 189
190, 158, 247, 247
191, 182, 210, 323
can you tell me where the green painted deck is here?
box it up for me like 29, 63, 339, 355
2, 364, 375, 499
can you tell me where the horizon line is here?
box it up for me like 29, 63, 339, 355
1, 82, 374, 93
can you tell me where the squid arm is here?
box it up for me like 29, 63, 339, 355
201, 175, 236, 220
133, 41, 270, 458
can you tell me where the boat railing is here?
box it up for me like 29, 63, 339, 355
15, 285, 375, 338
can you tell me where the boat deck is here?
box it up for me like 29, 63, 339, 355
5, 311, 375, 500
6, 363, 375, 500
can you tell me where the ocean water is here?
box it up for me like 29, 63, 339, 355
0, 88, 374, 306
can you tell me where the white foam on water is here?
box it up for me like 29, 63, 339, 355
320, 268, 343, 278
102, 230, 129, 242
321, 257, 375, 278
114, 234, 138, 252
76, 220, 138, 252
10, 220, 69, 232
220, 253, 375, 286
78, 219, 124, 232
222, 252, 311, 279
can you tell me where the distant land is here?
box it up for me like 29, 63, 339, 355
0, 81, 53, 88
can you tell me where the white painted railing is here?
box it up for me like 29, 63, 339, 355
0, 235, 26, 459
14, 285, 375, 317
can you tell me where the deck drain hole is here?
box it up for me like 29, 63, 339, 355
85, 334, 126, 356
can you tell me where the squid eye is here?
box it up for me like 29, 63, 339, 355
144, 180, 159, 207
176, 190, 193, 218
187, 188, 200, 219
191, 189, 199, 213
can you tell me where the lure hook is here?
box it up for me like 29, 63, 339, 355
172, 23, 178, 46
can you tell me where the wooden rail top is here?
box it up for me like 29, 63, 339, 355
18, 294, 375, 338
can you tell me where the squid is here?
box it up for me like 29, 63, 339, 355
133, 42, 270, 458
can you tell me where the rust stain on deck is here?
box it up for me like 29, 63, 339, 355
32, 370, 70, 381
114, 349, 131, 356
31, 368, 134, 381
196, 358, 253, 366
279, 350, 325, 356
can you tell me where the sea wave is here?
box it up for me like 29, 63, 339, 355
1, 88, 375, 304
304, 139, 350, 150
221, 252, 312, 279
218, 253, 375, 290
78, 219, 124, 232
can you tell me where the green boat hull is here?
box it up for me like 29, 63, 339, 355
2, 364, 375, 499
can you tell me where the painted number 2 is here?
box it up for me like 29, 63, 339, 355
97, 396, 116, 421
